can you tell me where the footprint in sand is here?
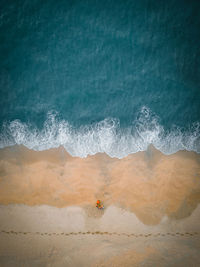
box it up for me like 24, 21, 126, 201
156, 233, 161, 236
10, 231, 17, 235
0, 230, 198, 238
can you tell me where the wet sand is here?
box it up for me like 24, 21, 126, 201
0, 145, 200, 266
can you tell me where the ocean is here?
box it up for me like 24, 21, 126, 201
0, 0, 200, 157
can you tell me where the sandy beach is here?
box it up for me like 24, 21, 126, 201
0, 145, 200, 266
1, 0, 200, 265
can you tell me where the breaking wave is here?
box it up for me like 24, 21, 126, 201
0, 107, 199, 158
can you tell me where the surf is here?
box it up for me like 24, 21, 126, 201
0, 107, 199, 158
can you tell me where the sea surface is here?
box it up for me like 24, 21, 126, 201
0, 0, 200, 158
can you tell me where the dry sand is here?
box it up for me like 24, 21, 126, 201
0, 145, 200, 266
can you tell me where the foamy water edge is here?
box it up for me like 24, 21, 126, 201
0, 107, 199, 158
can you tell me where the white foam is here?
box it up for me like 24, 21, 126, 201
0, 107, 199, 158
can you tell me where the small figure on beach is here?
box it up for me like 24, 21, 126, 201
96, 200, 104, 209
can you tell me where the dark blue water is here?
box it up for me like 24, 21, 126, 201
0, 0, 200, 157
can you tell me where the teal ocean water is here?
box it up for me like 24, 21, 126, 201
0, 0, 200, 157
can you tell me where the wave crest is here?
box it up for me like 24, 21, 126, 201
0, 107, 199, 158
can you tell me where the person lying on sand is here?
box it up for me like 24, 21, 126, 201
96, 200, 104, 209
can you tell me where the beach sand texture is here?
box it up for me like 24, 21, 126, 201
0, 145, 200, 266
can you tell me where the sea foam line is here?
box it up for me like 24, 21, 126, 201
0, 107, 199, 158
